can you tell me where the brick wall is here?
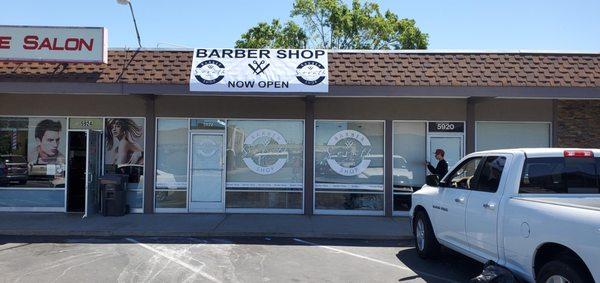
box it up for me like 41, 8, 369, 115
557, 100, 600, 147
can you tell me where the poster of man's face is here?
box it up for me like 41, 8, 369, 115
27, 118, 67, 165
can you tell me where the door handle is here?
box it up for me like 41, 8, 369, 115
483, 202, 496, 210
454, 197, 465, 204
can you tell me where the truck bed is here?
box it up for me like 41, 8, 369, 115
512, 196, 600, 211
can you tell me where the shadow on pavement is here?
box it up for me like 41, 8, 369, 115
396, 246, 483, 282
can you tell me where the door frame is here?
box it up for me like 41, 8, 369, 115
187, 130, 226, 213
84, 130, 102, 218
66, 129, 103, 217
427, 133, 465, 171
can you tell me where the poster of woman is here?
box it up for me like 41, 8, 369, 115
104, 118, 145, 166
104, 118, 145, 192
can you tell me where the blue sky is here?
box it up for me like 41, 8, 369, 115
2, 0, 599, 51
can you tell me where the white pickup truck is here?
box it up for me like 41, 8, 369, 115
410, 148, 599, 283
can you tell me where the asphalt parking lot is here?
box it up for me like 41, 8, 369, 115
0, 236, 482, 283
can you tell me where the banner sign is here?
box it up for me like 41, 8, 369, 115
0, 25, 107, 63
189, 48, 328, 93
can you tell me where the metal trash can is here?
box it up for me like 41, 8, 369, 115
100, 174, 128, 216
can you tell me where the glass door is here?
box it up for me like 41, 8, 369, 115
427, 135, 464, 170
84, 130, 102, 218
188, 132, 225, 212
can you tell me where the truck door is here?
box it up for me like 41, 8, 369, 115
465, 155, 509, 262
435, 156, 483, 249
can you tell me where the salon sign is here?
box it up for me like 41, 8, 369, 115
0, 25, 107, 63
189, 48, 328, 93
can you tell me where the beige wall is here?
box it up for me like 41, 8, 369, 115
0, 95, 553, 123
154, 96, 305, 119
315, 98, 468, 120
474, 99, 553, 121
0, 94, 148, 117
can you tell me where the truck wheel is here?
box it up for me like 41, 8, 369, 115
413, 211, 440, 259
537, 260, 590, 283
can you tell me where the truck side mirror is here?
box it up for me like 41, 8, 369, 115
425, 175, 440, 187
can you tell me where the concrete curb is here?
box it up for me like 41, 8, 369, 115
0, 230, 413, 240
0, 213, 413, 241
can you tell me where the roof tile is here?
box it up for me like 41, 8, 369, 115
0, 50, 598, 87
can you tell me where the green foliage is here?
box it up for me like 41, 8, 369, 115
235, 19, 307, 49
235, 0, 428, 49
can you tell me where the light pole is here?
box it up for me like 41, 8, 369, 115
117, 0, 142, 48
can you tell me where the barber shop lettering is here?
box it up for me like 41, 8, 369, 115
195, 49, 326, 60
190, 48, 329, 93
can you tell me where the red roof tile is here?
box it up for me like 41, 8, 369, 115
0, 50, 598, 87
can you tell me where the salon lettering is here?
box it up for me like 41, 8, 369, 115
0, 36, 93, 51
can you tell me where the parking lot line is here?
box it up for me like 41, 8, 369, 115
293, 238, 455, 283
125, 237, 221, 283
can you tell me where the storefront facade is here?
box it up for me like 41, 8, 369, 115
0, 50, 598, 217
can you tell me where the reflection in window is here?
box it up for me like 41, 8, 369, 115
103, 118, 145, 210
315, 121, 384, 212
476, 156, 506, 193
520, 157, 600, 194
444, 157, 482, 189
155, 191, 187, 208
226, 120, 304, 210
393, 122, 426, 211
155, 119, 189, 209
0, 117, 67, 208
0, 117, 67, 189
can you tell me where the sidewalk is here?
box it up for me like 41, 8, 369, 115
0, 213, 412, 240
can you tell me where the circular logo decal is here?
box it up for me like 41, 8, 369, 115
242, 129, 288, 175
326, 130, 372, 176
193, 60, 225, 85
296, 61, 326, 86
197, 138, 219, 157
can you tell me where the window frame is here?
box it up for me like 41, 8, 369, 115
518, 156, 600, 195
313, 119, 386, 216
225, 119, 305, 213
469, 155, 507, 193
441, 156, 484, 191
153, 117, 306, 214
0, 115, 146, 213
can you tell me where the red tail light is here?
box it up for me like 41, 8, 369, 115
564, 150, 594, 158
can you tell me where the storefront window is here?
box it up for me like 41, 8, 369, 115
226, 120, 304, 210
103, 118, 145, 211
393, 122, 426, 211
476, 122, 551, 151
314, 121, 384, 212
0, 117, 67, 208
155, 118, 188, 209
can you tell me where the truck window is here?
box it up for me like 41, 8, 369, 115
519, 157, 600, 194
473, 156, 506, 193
442, 157, 482, 189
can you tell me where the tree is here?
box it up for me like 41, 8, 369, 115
235, 20, 308, 49
235, 0, 428, 49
